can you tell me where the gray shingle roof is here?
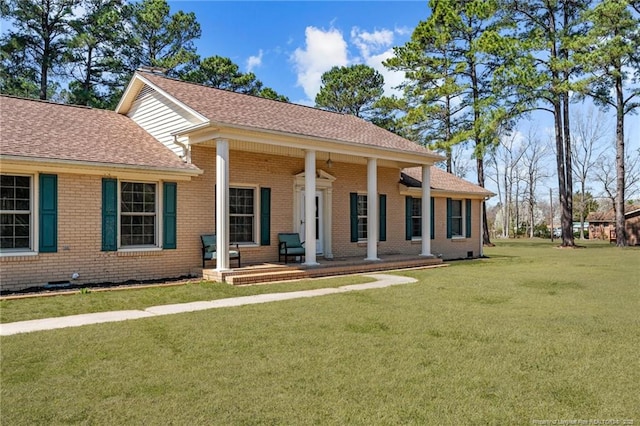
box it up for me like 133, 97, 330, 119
139, 71, 440, 157
401, 167, 494, 197
1, 95, 199, 173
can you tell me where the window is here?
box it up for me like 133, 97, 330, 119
411, 197, 422, 239
230, 187, 255, 243
0, 175, 31, 250
350, 193, 386, 243
357, 194, 367, 240
103, 179, 176, 251
451, 199, 463, 237
120, 182, 156, 246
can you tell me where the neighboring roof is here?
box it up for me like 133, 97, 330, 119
0, 95, 199, 174
587, 205, 640, 222
401, 167, 495, 197
132, 71, 441, 158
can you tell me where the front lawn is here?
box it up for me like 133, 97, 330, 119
1, 239, 638, 424
0, 275, 373, 324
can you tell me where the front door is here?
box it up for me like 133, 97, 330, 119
299, 191, 323, 254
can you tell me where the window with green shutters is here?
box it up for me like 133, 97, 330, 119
1, 173, 59, 253
447, 198, 470, 239
102, 179, 177, 251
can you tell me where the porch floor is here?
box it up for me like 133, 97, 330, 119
202, 254, 446, 285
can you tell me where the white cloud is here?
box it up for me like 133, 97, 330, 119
246, 50, 264, 72
350, 27, 394, 59
291, 26, 349, 101
365, 49, 404, 97
291, 25, 414, 102
351, 27, 406, 97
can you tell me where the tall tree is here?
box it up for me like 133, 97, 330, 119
1, 0, 79, 99
64, 0, 127, 107
503, 0, 593, 247
385, 11, 467, 173
315, 64, 384, 118
124, 0, 200, 75
0, 36, 40, 97
386, 0, 511, 245
574, 0, 640, 246
180, 55, 288, 101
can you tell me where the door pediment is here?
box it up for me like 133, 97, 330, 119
294, 169, 336, 188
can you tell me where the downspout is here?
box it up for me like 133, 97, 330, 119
173, 136, 191, 163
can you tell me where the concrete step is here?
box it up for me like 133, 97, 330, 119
225, 258, 444, 285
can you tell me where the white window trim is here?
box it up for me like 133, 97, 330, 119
451, 198, 466, 239
229, 184, 260, 246
0, 173, 39, 257
357, 192, 368, 242
411, 197, 423, 241
118, 180, 163, 251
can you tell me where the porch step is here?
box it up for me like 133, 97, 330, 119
221, 257, 445, 286
227, 270, 309, 285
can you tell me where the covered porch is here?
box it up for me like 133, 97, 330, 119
202, 254, 445, 285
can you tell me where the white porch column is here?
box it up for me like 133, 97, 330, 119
303, 150, 318, 265
366, 158, 379, 261
421, 165, 432, 257
215, 139, 230, 271
324, 188, 333, 259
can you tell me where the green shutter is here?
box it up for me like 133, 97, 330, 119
102, 178, 118, 251
350, 193, 358, 242
466, 199, 472, 238
379, 194, 386, 242
405, 196, 413, 240
260, 187, 271, 245
163, 182, 177, 249
39, 174, 57, 253
430, 197, 435, 240
446, 198, 452, 239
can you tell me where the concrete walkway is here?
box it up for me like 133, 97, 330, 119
0, 274, 417, 336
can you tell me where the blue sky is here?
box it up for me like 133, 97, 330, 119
169, 1, 428, 105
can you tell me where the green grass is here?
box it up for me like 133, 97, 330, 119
0, 275, 374, 324
1, 239, 639, 424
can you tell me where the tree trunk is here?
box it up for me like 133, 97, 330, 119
615, 72, 627, 246
561, 92, 575, 246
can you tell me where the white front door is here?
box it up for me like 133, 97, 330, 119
299, 191, 323, 254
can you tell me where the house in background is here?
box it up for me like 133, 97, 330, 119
587, 206, 640, 245
1, 70, 493, 292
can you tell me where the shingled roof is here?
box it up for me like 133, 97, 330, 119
1, 95, 199, 173
136, 71, 440, 158
586, 205, 640, 222
401, 167, 494, 197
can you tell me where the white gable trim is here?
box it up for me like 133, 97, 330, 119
116, 72, 209, 124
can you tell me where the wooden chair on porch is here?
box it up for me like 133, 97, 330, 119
278, 233, 305, 264
201, 234, 241, 268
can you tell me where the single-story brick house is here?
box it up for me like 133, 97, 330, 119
0, 70, 493, 292
587, 206, 640, 245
